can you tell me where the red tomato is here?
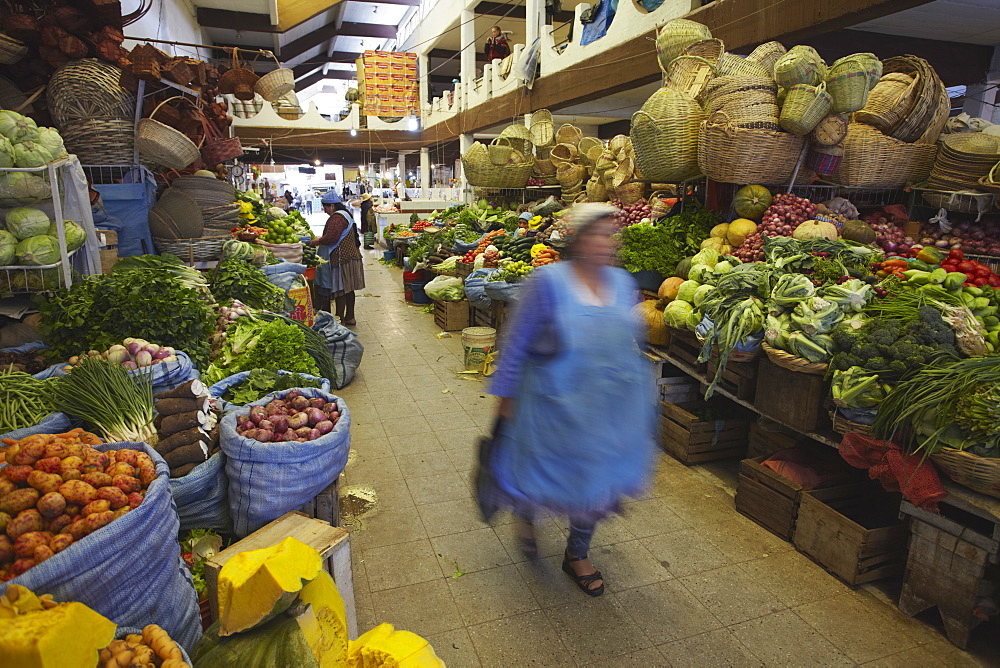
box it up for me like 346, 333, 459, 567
974, 276, 989, 287
948, 249, 964, 260
975, 266, 992, 278
957, 260, 975, 273
988, 275, 1000, 288
965, 272, 978, 283
941, 262, 958, 272
964, 281, 974, 287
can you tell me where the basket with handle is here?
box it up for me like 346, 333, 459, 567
681, 38, 724, 65
595, 150, 616, 173
253, 50, 295, 102
199, 106, 244, 165
747, 41, 786, 75
854, 73, 916, 134
615, 181, 645, 205
550, 142, 578, 164
697, 111, 805, 185
530, 120, 555, 147
500, 124, 532, 155
831, 123, 936, 188
556, 123, 583, 146
779, 82, 832, 135
462, 144, 532, 188
531, 108, 553, 125
977, 162, 1000, 194
585, 175, 608, 202
930, 448, 1000, 499
829, 409, 874, 436
218, 48, 260, 101
664, 55, 717, 99
630, 109, 702, 183
656, 19, 712, 73
136, 96, 203, 169
761, 342, 828, 374
611, 155, 634, 189
488, 137, 514, 165
578, 136, 602, 158
556, 162, 586, 186
774, 45, 826, 88
825, 57, 871, 114
0, 32, 26, 65
648, 189, 678, 218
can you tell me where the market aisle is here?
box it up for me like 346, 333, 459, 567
337, 251, 992, 668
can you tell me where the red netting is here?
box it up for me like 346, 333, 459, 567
840, 432, 947, 511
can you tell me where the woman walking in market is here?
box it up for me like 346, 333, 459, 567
309, 191, 365, 326
357, 192, 377, 249
484, 203, 656, 597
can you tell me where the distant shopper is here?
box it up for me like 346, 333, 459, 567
310, 191, 365, 326
484, 203, 656, 597
304, 188, 314, 214
358, 193, 376, 249
485, 26, 511, 62
284, 189, 294, 206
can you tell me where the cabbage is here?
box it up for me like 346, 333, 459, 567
0, 172, 51, 203
5, 207, 50, 240
691, 248, 719, 267
268, 207, 288, 218
0, 136, 12, 168
10, 267, 63, 291
0, 110, 38, 143
15, 235, 61, 265
676, 279, 700, 303
0, 229, 15, 265
13, 141, 53, 168
664, 299, 693, 329
693, 284, 717, 307
35, 127, 67, 159
47, 219, 86, 251
424, 275, 465, 301
688, 264, 715, 285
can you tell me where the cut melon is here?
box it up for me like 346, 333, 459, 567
348, 624, 445, 668
217, 536, 324, 637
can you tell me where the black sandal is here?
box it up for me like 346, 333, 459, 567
517, 524, 538, 560
562, 553, 604, 597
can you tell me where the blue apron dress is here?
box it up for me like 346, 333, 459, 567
315, 214, 355, 296
491, 262, 657, 520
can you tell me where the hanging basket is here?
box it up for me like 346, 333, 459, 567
825, 57, 871, 114
254, 50, 295, 103
488, 137, 514, 165
630, 109, 702, 183
136, 96, 202, 169
697, 111, 805, 185
218, 48, 260, 101
656, 19, 713, 73
199, 107, 243, 165
779, 82, 832, 135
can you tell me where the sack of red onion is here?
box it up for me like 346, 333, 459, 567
235, 390, 342, 443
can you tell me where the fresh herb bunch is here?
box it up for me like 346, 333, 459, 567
211, 258, 285, 311
39, 269, 216, 368
223, 368, 323, 405
616, 206, 717, 276
203, 318, 320, 385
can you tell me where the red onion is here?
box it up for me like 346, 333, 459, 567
305, 407, 326, 426
309, 398, 326, 409
259, 419, 273, 431
242, 428, 259, 440
265, 401, 285, 416
314, 420, 334, 435
285, 390, 302, 401
255, 429, 273, 442
270, 415, 289, 434
249, 406, 266, 424
287, 412, 309, 430
291, 396, 310, 411
295, 426, 312, 438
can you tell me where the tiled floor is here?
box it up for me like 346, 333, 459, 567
336, 250, 996, 667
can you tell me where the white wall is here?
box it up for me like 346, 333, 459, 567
123, 0, 210, 59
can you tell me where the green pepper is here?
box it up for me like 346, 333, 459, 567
988, 330, 1000, 348
963, 284, 984, 297
902, 269, 932, 285
984, 316, 1000, 329
974, 297, 992, 310
907, 259, 931, 272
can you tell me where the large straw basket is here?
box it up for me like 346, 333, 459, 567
831, 123, 936, 188
488, 137, 514, 165
779, 82, 832, 135
930, 448, 1000, 499
218, 48, 260, 101
718, 53, 772, 79
462, 145, 532, 188
608, 134, 629, 154
854, 73, 915, 134
500, 124, 533, 155
550, 142, 578, 164
0, 33, 26, 65
586, 175, 608, 201
656, 19, 712, 73
826, 57, 871, 114
664, 55, 717, 99
556, 124, 583, 146
978, 163, 1000, 194
611, 155, 634, 189
774, 45, 826, 88
532, 156, 557, 176
681, 38, 724, 65
595, 150, 616, 173
631, 108, 702, 183
616, 181, 646, 205
761, 342, 827, 374
578, 136, 602, 158
747, 41, 786, 75
697, 112, 805, 184
811, 114, 849, 147
60, 117, 135, 165
136, 97, 202, 169
530, 120, 555, 147
253, 51, 294, 102
556, 162, 586, 186
149, 188, 204, 239
47, 59, 136, 126
881, 55, 948, 144
153, 233, 229, 263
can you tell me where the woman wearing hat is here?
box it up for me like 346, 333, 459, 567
309, 191, 365, 325
483, 203, 656, 597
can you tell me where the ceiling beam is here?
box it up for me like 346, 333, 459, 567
280, 21, 396, 60
292, 54, 360, 78
297, 70, 357, 89
196, 8, 277, 32
275, 0, 341, 32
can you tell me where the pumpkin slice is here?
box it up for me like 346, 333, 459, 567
348, 624, 444, 668
297, 570, 350, 667
0, 589, 116, 668
217, 536, 324, 637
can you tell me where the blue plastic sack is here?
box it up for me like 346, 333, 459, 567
170, 452, 230, 533
208, 370, 332, 413
453, 235, 485, 255
0, 411, 76, 441
465, 268, 498, 310
2, 441, 202, 651
222, 388, 351, 537
312, 311, 364, 389
580, 0, 618, 45
262, 261, 306, 276
484, 279, 522, 303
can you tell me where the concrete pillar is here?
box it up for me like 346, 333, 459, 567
420, 146, 431, 193
398, 151, 406, 183
526, 0, 543, 48
460, 9, 476, 90
418, 54, 430, 113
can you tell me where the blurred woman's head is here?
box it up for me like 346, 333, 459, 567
563, 203, 619, 266
492, 26, 502, 37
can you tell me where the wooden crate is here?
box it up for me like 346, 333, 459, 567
299, 477, 340, 527
667, 329, 705, 372
643, 347, 701, 404
204, 511, 357, 638
753, 356, 828, 433
434, 299, 470, 331
470, 301, 507, 334
794, 485, 908, 586
748, 420, 808, 458
707, 356, 759, 401
456, 261, 473, 279
658, 399, 751, 464
98, 229, 119, 274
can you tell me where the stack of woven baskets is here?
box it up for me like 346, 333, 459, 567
171, 175, 241, 232
631, 86, 703, 183
591, 134, 644, 204
150, 183, 231, 262
461, 122, 534, 188
920, 133, 1000, 214
46, 59, 136, 165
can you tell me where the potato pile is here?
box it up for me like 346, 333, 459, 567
99, 624, 190, 668
0, 429, 155, 581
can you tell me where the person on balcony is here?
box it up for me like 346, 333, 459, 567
484, 25, 511, 63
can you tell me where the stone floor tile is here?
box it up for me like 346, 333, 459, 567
863, 644, 951, 668
663, 489, 738, 526
431, 527, 512, 576
617, 498, 689, 538
545, 595, 654, 664
369, 578, 465, 638
448, 564, 540, 626
614, 579, 722, 644
513, 555, 589, 610
738, 550, 851, 608
425, 626, 483, 667
657, 628, 763, 668
351, 505, 427, 551
680, 564, 786, 626
396, 450, 456, 478
729, 609, 854, 666
381, 414, 432, 437
388, 432, 444, 456
495, 516, 568, 565
407, 471, 473, 505
375, 399, 422, 420
344, 455, 403, 484
795, 592, 921, 664
580, 646, 668, 667
437, 427, 488, 451
700, 515, 796, 563
640, 527, 731, 578
363, 538, 444, 591
467, 610, 573, 668
418, 497, 491, 537
588, 539, 672, 593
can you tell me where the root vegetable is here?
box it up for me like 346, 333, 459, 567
7, 509, 43, 539
308, 398, 325, 409
286, 412, 308, 430
153, 428, 209, 456
27, 471, 61, 495
248, 406, 267, 424
81, 500, 111, 517
95, 486, 128, 509
314, 420, 334, 435
163, 442, 208, 469
169, 462, 198, 478
160, 410, 208, 435
49, 533, 72, 553
254, 430, 273, 443
294, 427, 312, 438
13, 531, 49, 558
155, 397, 209, 416
0, 488, 40, 514
46, 514, 72, 534
290, 396, 310, 411
112, 475, 141, 494
155, 379, 205, 400
270, 415, 289, 434
81, 472, 113, 488
127, 492, 144, 509
305, 408, 326, 426
37, 492, 66, 518
58, 480, 97, 505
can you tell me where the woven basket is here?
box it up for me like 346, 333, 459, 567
616, 181, 645, 205
462, 145, 532, 188
930, 448, 1000, 499
254, 51, 294, 102
631, 108, 702, 183
550, 142, 578, 164
779, 82, 832, 135
700, 75, 776, 104
826, 57, 871, 114
608, 135, 629, 154
578, 136, 602, 157
530, 121, 555, 147
500, 124, 533, 155
557, 162, 586, 186
718, 53, 772, 79
0, 32, 27, 65
747, 41, 786, 75
531, 109, 553, 125
810, 114, 849, 147
656, 19, 712, 73
47, 59, 136, 125
199, 108, 243, 165
831, 123, 937, 188
774, 45, 826, 88
806, 145, 844, 176
488, 137, 514, 165
532, 156, 557, 176
556, 124, 583, 146
595, 150, 616, 173
761, 342, 828, 374
218, 48, 260, 101
136, 97, 202, 169
153, 234, 228, 263
586, 175, 608, 202
60, 117, 135, 164
664, 55, 717, 99
829, 409, 874, 436
611, 155, 634, 189
977, 162, 1000, 194
854, 73, 916, 134
881, 56, 948, 144
648, 190, 677, 218
698, 112, 805, 184
681, 38, 724, 65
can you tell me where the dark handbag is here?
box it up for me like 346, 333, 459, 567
474, 415, 505, 522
